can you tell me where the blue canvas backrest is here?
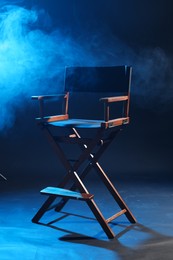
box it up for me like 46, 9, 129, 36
64, 66, 132, 94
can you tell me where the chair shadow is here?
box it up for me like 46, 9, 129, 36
59, 223, 173, 259
36, 210, 173, 259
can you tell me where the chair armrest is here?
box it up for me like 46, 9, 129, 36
35, 114, 69, 123
31, 94, 66, 100
99, 95, 128, 103
101, 117, 129, 129
99, 95, 129, 122
32, 93, 69, 120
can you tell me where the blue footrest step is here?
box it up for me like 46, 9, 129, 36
40, 187, 94, 200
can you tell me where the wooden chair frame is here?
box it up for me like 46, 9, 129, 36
32, 66, 136, 239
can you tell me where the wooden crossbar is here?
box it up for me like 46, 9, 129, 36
106, 209, 127, 223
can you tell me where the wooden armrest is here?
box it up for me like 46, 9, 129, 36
101, 117, 129, 128
31, 94, 67, 100
100, 95, 129, 121
99, 96, 128, 103
32, 92, 69, 118
36, 114, 69, 123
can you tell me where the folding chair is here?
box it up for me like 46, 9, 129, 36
32, 66, 136, 239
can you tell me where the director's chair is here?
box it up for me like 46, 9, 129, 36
32, 66, 136, 239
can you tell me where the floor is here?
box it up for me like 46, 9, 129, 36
1, 175, 173, 260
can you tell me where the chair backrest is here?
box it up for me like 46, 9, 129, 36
64, 66, 132, 94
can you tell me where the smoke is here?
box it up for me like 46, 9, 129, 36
0, 4, 173, 131
133, 47, 173, 110
0, 4, 94, 130
77, 31, 173, 111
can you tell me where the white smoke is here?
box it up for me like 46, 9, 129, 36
0, 4, 94, 130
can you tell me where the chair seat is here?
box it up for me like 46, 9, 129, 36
48, 119, 103, 128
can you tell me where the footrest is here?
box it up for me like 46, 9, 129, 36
40, 187, 94, 200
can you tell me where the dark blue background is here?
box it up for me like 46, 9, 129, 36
1, 0, 173, 187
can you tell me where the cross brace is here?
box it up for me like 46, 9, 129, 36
32, 125, 136, 239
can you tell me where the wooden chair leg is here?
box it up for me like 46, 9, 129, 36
86, 199, 115, 239
32, 195, 57, 223
32, 125, 136, 238
94, 162, 136, 223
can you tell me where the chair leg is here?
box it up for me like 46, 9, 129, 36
55, 161, 93, 211
32, 172, 73, 222
32, 195, 57, 223
72, 128, 136, 223
94, 162, 136, 223
86, 199, 115, 239
69, 171, 116, 238
33, 125, 136, 238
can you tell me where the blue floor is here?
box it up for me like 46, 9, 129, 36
1, 177, 173, 260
